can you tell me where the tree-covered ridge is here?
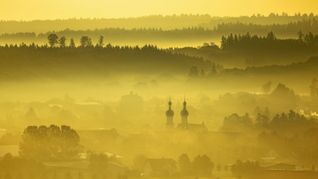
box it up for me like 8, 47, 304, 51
0, 44, 210, 81
0, 15, 212, 33
2, 18, 318, 46
208, 56, 318, 79
1, 14, 318, 47
0, 13, 316, 34
221, 32, 318, 51
216, 18, 318, 36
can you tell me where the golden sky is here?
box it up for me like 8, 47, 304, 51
1, 0, 318, 20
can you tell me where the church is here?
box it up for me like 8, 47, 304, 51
165, 99, 207, 132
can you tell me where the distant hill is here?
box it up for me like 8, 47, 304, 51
222, 56, 318, 76
174, 34, 318, 67
0, 15, 212, 34
0, 14, 315, 34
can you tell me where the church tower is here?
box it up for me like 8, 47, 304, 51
165, 99, 174, 127
180, 99, 189, 128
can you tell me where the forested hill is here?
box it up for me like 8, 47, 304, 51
0, 28, 215, 47
0, 15, 212, 33
0, 46, 209, 81
0, 14, 315, 33
221, 56, 318, 77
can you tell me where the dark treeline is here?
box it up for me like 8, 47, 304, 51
0, 27, 215, 46
172, 31, 318, 67
0, 42, 211, 81
0, 14, 212, 33
1, 31, 318, 83
1, 14, 318, 46
187, 56, 318, 94
2, 19, 318, 46
216, 18, 318, 37
220, 31, 318, 51
203, 12, 318, 27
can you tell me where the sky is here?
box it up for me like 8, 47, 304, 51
0, 0, 318, 20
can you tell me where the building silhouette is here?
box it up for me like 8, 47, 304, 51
166, 99, 207, 131
179, 99, 189, 129
165, 99, 174, 127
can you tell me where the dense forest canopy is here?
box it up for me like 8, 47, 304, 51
0, 44, 210, 82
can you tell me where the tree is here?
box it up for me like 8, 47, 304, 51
304, 32, 314, 44
298, 31, 304, 41
262, 81, 272, 94
256, 113, 270, 127
97, 35, 104, 47
192, 155, 214, 176
20, 125, 81, 161
80, 36, 93, 48
221, 35, 227, 49
231, 160, 262, 177
0, 153, 43, 175
59, 36, 66, 48
47, 33, 59, 47
178, 154, 192, 175
266, 32, 276, 41
69, 38, 76, 48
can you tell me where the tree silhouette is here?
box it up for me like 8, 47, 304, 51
192, 155, 214, 176
48, 33, 59, 47
262, 81, 272, 94
231, 160, 262, 177
97, 35, 104, 47
266, 31, 276, 40
20, 125, 81, 161
178, 153, 192, 175
69, 38, 76, 48
59, 36, 66, 48
80, 36, 92, 48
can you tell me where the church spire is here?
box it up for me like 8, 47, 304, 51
180, 98, 189, 128
166, 98, 174, 127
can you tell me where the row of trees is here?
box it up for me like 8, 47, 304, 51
47, 33, 104, 48
223, 109, 317, 133
231, 160, 262, 177
216, 18, 318, 35
178, 154, 214, 176
20, 125, 81, 161
10, 31, 318, 51
133, 153, 214, 177
221, 32, 275, 49
188, 63, 223, 78
221, 31, 318, 50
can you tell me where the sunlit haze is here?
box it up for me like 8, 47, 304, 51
1, 0, 318, 20
1, 0, 318, 179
